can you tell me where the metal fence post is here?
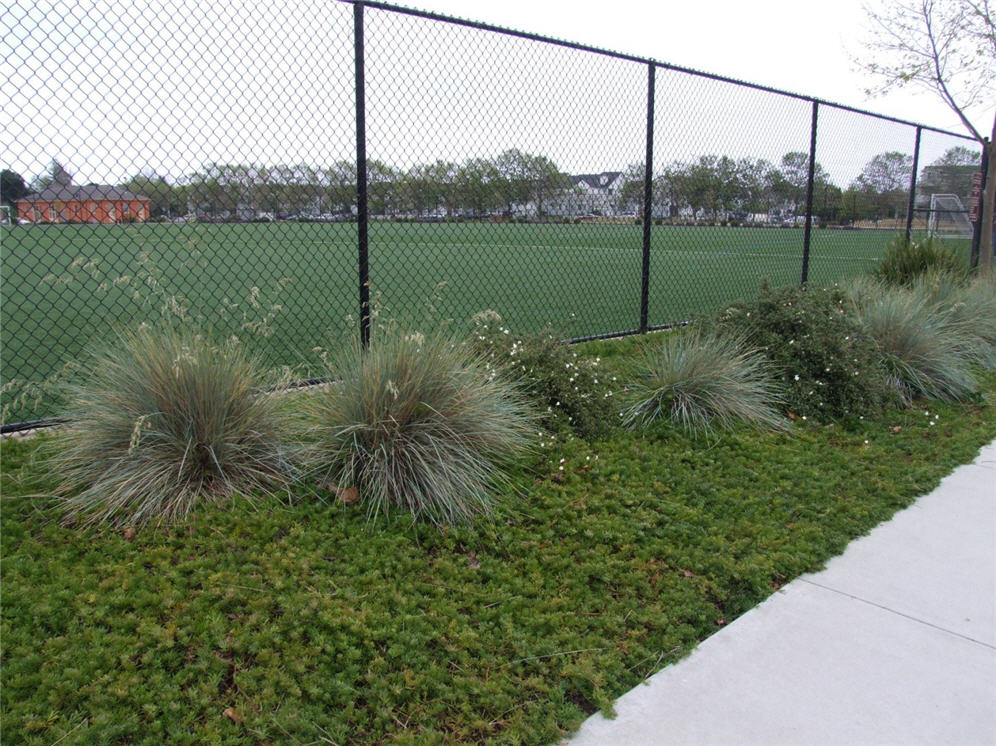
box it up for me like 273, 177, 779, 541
970, 142, 989, 270
354, 0, 371, 348
905, 126, 922, 243
801, 101, 819, 285
639, 63, 656, 334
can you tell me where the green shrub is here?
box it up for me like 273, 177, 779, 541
52, 326, 294, 527
472, 312, 618, 440
622, 330, 787, 434
848, 281, 981, 403
304, 326, 533, 525
874, 235, 966, 287
711, 284, 893, 421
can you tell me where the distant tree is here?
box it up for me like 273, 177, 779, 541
455, 157, 500, 215
524, 153, 570, 217
30, 159, 74, 191
320, 160, 356, 215
618, 163, 646, 214
769, 152, 833, 216
735, 157, 776, 215
851, 151, 915, 222
1, 170, 28, 213
366, 160, 398, 216
857, 0, 994, 271
918, 146, 981, 202
492, 149, 532, 215
426, 160, 459, 217
121, 171, 180, 218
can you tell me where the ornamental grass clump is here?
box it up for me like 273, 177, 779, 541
847, 282, 981, 404
622, 331, 787, 434
305, 327, 534, 525
913, 271, 996, 370
52, 326, 294, 527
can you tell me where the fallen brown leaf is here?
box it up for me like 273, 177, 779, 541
336, 486, 360, 505
223, 707, 241, 724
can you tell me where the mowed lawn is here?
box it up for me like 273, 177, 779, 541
2, 221, 898, 421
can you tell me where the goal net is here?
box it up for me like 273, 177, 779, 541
927, 194, 973, 239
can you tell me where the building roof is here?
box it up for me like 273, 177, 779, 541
17, 184, 149, 202
572, 172, 624, 190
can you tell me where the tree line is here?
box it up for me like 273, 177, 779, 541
2, 145, 979, 224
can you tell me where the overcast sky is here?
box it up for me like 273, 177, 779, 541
1, 0, 987, 188
407, 0, 992, 137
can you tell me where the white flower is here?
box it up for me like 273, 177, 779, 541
794, 374, 800, 381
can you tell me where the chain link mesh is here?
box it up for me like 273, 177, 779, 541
0, 0, 981, 425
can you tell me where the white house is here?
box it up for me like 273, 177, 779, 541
537, 171, 626, 217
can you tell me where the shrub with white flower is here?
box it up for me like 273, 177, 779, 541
711, 283, 893, 422
471, 312, 618, 440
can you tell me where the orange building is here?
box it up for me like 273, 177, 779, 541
16, 184, 151, 224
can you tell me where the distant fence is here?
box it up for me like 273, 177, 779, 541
0, 0, 986, 428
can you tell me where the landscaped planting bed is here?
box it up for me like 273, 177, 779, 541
3, 346, 994, 745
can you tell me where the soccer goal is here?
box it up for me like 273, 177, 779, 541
927, 194, 973, 239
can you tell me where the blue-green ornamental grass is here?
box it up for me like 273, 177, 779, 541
49, 325, 295, 527
302, 326, 535, 525
847, 282, 982, 404
913, 271, 996, 371
622, 331, 787, 434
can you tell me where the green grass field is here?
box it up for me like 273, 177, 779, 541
0, 221, 928, 422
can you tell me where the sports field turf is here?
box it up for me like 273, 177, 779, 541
0, 220, 921, 421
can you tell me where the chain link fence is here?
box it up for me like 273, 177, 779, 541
0, 0, 984, 427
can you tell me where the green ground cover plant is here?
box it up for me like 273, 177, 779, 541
3, 350, 994, 744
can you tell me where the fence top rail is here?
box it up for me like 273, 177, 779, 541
344, 0, 975, 143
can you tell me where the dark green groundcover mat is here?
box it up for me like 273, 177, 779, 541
2, 380, 993, 744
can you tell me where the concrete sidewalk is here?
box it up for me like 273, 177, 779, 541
567, 441, 996, 746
